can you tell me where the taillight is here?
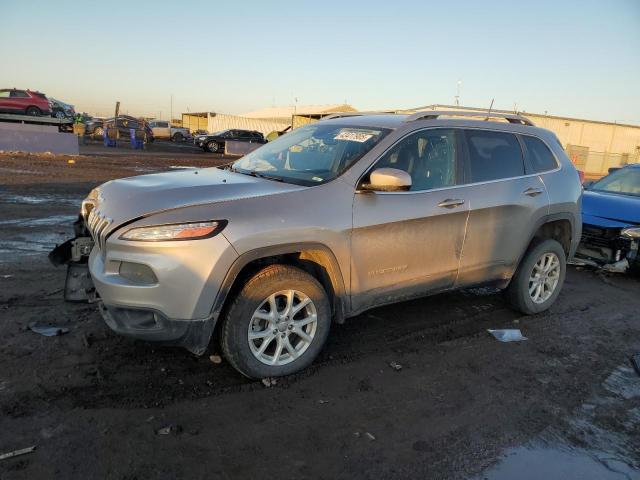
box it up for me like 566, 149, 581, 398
577, 170, 585, 184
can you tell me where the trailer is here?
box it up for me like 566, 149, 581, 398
0, 113, 73, 132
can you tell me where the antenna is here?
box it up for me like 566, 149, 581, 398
485, 98, 495, 121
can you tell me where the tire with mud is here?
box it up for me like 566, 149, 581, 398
506, 238, 567, 315
221, 264, 331, 379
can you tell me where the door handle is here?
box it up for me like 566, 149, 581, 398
438, 198, 465, 209
523, 187, 543, 197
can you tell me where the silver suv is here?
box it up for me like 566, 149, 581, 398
59, 111, 582, 378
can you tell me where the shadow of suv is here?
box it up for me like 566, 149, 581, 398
53, 111, 582, 378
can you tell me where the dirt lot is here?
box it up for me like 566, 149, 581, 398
1, 150, 639, 480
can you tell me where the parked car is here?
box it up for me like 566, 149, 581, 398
576, 164, 640, 272
84, 117, 105, 137
194, 129, 266, 153
52, 111, 582, 378
148, 120, 190, 142
0, 88, 52, 116
50, 98, 75, 119
102, 115, 154, 143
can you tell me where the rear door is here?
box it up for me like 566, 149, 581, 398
351, 128, 470, 312
151, 121, 170, 139
9, 90, 29, 112
455, 128, 549, 286
236, 131, 254, 143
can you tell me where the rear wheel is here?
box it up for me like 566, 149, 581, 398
25, 106, 41, 116
94, 126, 104, 137
172, 132, 184, 142
206, 141, 219, 153
506, 239, 566, 314
221, 264, 331, 378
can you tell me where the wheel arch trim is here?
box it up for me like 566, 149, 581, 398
211, 242, 348, 323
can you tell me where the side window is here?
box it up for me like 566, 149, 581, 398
464, 130, 524, 182
374, 129, 458, 191
11, 90, 29, 98
158, 121, 169, 128
0, 90, 9, 98
522, 136, 558, 173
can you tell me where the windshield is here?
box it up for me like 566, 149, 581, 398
231, 123, 389, 186
591, 168, 640, 197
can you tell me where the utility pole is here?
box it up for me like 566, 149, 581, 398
454, 80, 462, 107
170, 94, 173, 124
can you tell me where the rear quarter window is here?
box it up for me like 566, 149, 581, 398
522, 136, 558, 173
464, 130, 524, 183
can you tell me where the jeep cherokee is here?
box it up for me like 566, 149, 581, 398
52, 110, 582, 378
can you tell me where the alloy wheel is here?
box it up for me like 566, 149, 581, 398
528, 252, 561, 304
248, 290, 318, 366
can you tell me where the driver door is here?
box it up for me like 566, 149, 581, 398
350, 128, 470, 312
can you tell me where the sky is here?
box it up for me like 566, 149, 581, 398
1, 0, 639, 123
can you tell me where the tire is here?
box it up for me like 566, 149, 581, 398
54, 110, 65, 119
206, 141, 219, 153
506, 239, 567, 315
172, 132, 184, 142
94, 126, 104, 137
25, 106, 41, 116
221, 264, 331, 379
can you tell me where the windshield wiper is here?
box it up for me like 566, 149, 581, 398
229, 167, 284, 182
251, 172, 284, 182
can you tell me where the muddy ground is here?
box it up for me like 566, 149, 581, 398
0, 150, 639, 480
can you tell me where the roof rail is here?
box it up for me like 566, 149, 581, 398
405, 110, 535, 126
320, 111, 398, 121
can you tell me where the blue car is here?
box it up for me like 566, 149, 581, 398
577, 164, 640, 272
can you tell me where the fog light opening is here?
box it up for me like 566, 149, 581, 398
118, 261, 158, 284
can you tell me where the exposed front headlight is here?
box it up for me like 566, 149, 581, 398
621, 227, 640, 239
119, 221, 226, 242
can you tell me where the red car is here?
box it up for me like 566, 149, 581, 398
0, 88, 52, 116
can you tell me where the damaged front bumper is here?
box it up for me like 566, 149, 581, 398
575, 224, 639, 272
49, 209, 238, 355
48, 214, 96, 302
98, 303, 215, 355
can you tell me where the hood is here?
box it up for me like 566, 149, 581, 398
582, 189, 640, 228
91, 167, 304, 232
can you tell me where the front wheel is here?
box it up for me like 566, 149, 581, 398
172, 132, 184, 142
221, 264, 331, 378
506, 239, 566, 315
206, 141, 219, 153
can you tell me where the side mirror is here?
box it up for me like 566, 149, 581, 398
361, 168, 412, 192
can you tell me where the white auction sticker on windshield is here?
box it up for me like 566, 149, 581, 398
334, 129, 374, 143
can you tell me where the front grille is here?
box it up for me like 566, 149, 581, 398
581, 225, 632, 252
86, 208, 113, 252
